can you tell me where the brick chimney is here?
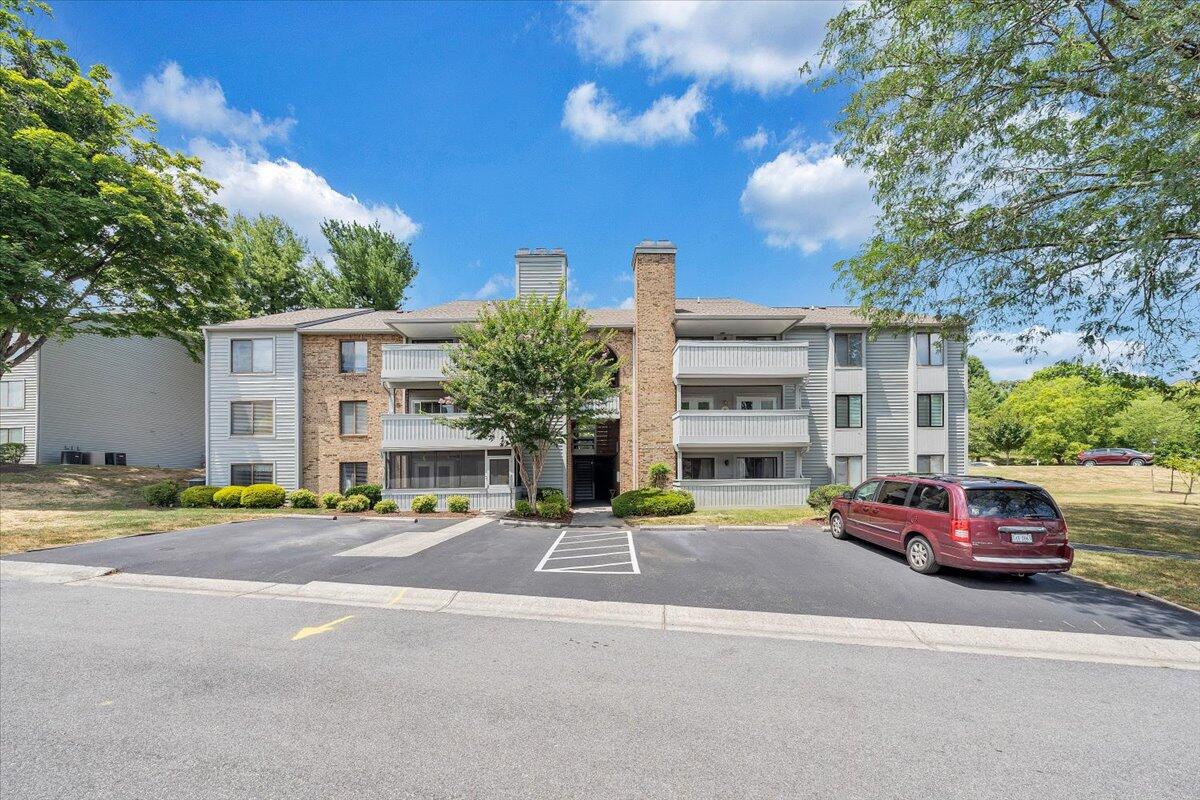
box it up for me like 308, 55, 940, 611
631, 240, 677, 488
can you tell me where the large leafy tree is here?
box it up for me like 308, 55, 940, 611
814, 0, 1200, 372
315, 220, 418, 311
229, 213, 325, 317
0, 0, 238, 371
997, 374, 1130, 462
439, 292, 620, 496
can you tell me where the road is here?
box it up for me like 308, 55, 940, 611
1, 578, 1197, 800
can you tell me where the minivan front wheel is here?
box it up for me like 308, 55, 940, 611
906, 535, 940, 574
1083, 459, 1097, 467
830, 511, 850, 540
1130, 458, 1145, 466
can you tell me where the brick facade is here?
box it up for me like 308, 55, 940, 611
631, 245, 677, 488
300, 333, 403, 495
607, 329, 634, 494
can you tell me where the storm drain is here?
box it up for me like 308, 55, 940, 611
534, 530, 640, 575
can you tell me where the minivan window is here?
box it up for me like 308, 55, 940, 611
910, 483, 949, 513
853, 481, 881, 502
878, 481, 912, 506
966, 488, 1059, 519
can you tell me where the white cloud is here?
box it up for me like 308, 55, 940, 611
739, 126, 770, 152
191, 139, 420, 247
134, 62, 295, 145
617, 296, 634, 310
568, 0, 844, 94
972, 329, 1141, 381
472, 273, 513, 300
562, 82, 706, 146
740, 144, 875, 253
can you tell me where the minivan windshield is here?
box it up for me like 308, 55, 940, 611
966, 488, 1059, 519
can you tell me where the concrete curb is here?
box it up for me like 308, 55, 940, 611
499, 519, 561, 529
8, 565, 1196, 670
716, 525, 791, 531
637, 524, 706, 531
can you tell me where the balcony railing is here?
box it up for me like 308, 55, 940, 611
676, 478, 811, 508
381, 344, 452, 382
672, 410, 810, 448
673, 340, 808, 380
381, 413, 504, 450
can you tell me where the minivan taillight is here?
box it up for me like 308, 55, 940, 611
951, 517, 971, 542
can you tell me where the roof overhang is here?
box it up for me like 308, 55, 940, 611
673, 314, 799, 337
384, 317, 473, 339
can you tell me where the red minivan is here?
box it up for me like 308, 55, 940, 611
828, 475, 1073, 575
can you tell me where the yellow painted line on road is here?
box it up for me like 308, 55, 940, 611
387, 588, 409, 606
291, 614, 355, 641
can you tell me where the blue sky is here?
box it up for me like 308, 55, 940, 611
39, 1, 1112, 378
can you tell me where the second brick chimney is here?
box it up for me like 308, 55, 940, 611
631, 240, 677, 488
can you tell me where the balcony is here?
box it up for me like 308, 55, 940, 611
381, 413, 504, 450
381, 344, 452, 382
673, 340, 808, 381
672, 410, 810, 449
676, 478, 811, 508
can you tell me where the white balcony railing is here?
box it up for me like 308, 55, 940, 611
585, 394, 621, 419
676, 478, 811, 508
381, 344, 452, 382
673, 340, 808, 380
381, 413, 504, 450
672, 410, 810, 448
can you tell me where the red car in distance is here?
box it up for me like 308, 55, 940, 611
1077, 448, 1154, 466
829, 474, 1073, 576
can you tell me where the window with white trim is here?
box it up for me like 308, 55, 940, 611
834, 332, 863, 367
916, 454, 945, 474
231, 338, 274, 374
682, 457, 715, 480
0, 380, 24, 410
230, 401, 273, 436
230, 463, 273, 485
487, 454, 511, 487
679, 396, 713, 411
915, 332, 944, 366
339, 341, 367, 374
340, 401, 368, 435
835, 395, 863, 428
1, 427, 24, 445
737, 396, 777, 411
917, 394, 945, 428
835, 455, 863, 486
737, 456, 779, 479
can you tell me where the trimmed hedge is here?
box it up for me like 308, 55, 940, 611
537, 495, 569, 519
240, 483, 286, 509
807, 483, 853, 512
447, 495, 470, 513
179, 485, 219, 508
411, 494, 437, 513
345, 483, 382, 508
213, 486, 244, 508
612, 488, 695, 517
374, 499, 399, 514
287, 488, 319, 509
321, 492, 344, 510
337, 494, 371, 513
513, 499, 534, 517
0, 442, 26, 464
142, 480, 180, 508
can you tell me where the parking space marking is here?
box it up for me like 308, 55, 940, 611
535, 530, 640, 575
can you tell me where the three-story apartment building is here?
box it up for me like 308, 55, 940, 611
203, 241, 967, 509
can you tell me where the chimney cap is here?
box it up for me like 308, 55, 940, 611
515, 247, 566, 257
633, 239, 676, 254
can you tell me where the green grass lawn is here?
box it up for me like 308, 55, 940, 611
632, 506, 821, 527
0, 465, 323, 555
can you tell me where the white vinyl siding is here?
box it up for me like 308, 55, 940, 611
0, 350, 37, 463
945, 338, 968, 474
866, 332, 911, 475
785, 328, 829, 484
207, 331, 300, 489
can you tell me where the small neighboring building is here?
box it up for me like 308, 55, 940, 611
0, 334, 205, 468
202, 241, 968, 510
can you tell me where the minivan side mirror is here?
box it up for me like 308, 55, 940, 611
841, 491, 854, 499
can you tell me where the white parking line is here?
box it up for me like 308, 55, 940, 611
535, 530, 640, 575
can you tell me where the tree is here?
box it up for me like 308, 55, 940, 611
229, 214, 326, 317
980, 414, 1030, 465
315, 220, 417, 311
998, 375, 1129, 463
0, 0, 238, 371
813, 1, 1200, 373
439, 292, 620, 497
966, 355, 1002, 458
1111, 390, 1198, 453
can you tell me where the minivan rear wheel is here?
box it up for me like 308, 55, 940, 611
830, 511, 850, 540
905, 535, 940, 574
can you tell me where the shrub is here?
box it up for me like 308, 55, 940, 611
345, 483, 382, 508
411, 494, 438, 513
287, 488, 319, 509
446, 495, 470, 513
142, 480, 179, 508
321, 492, 344, 510
612, 487, 695, 517
179, 485, 219, 508
647, 461, 671, 489
337, 494, 371, 513
374, 499, 399, 514
514, 499, 534, 517
0, 442, 26, 464
807, 483, 853, 512
537, 495, 569, 519
240, 483, 286, 509
213, 486, 244, 508
536, 486, 564, 501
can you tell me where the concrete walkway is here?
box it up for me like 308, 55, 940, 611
568, 504, 624, 528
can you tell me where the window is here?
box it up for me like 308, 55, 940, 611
339, 341, 368, 374
737, 396, 777, 411
915, 332, 944, 366
340, 462, 368, 492
340, 401, 368, 435
834, 332, 863, 367
910, 483, 950, 513
682, 457, 715, 480
411, 399, 456, 414
488, 456, 511, 487
835, 395, 863, 428
916, 454, 945, 473
878, 481, 912, 506
737, 456, 779, 479
230, 401, 273, 436
966, 488, 1060, 520
834, 455, 863, 486
230, 463, 273, 486
853, 480, 881, 502
0, 427, 24, 445
388, 451, 486, 489
231, 338, 274, 373
917, 394, 945, 427
679, 396, 713, 411
0, 380, 24, 410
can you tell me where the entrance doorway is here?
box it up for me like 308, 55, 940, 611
572, 419, 619, 505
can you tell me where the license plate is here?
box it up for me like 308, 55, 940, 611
1011, 533, 1034, 544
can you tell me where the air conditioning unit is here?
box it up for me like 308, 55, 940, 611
60, 450, 84, 465
104, 452, 127, 466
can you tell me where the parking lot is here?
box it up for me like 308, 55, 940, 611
6, 515, 1198, 639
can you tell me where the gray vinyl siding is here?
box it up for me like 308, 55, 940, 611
0, 351, 38, 463
515, 255, 566, 298
946, 338, 968, 474
35, 335, 204, 468
206, 331, 300, 489
866, 332, 911, 475
537, 441, 568, 493
786, 328, 829, 483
